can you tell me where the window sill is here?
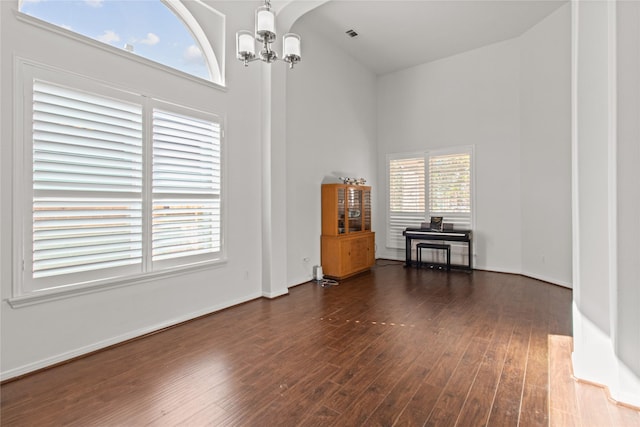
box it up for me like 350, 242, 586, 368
8, 258, 227, 309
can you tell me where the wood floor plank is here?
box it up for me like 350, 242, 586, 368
519, 316, 551, 426
394, 326, 478, 425
323, 331, 388, 394
575, 381, 614, 427
486, 317, 533, 426
607, 401, 640, 426
548, 334, 581, 417
175, 402, 232, 426
550, 406, 581, 427
423, 337, 489, 426
323, 325, 418, 415
2, 263, 637, 427
334, 334, 424, 426
298, 404, 342, 426
454, 315, 516, 426
519, 384, 550, 427
242, 362, 342, 426
364, 362, 432, 427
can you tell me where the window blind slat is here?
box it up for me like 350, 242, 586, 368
34, 128, 142, 153
33, 109, 141, 135
34, 81, 141, 114
33, 139, 142, 161
33, 256, 142, 278
154, 149, 217, 164
35, 234, 142, 250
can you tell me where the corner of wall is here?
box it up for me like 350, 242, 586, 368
573, 301, 640, 407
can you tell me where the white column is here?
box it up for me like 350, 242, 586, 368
572, 0, 640, 407
260, 0, 330, 297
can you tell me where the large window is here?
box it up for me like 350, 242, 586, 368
14, 62, 223, 298
387, 147, 473, 249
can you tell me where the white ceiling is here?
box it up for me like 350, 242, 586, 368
294, 0, 568, 75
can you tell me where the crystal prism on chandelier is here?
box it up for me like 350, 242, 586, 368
236, 0, 301, 69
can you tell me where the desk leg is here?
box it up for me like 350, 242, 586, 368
468, 238, 473, 270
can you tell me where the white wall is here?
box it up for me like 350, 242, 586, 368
572, 0, 640, 407
285, 25, 378, 286
376, 8, 572, 286
616, 0, 640, 386
376, 39, 523, 273
0, 1, 266, 379
520, 4, 572, 287
571, 0, 615, 391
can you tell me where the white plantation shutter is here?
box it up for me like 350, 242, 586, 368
387, 155, 425, 248
16, 63, 225, 297
387, 148, 473, 251
31, 80, 143, 285
152, 109, 221, 264
428, 151, 472, 229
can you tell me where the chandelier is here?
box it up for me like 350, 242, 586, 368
236, 0, 301, 69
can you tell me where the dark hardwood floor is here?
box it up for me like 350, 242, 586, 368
2, 261, 639, 426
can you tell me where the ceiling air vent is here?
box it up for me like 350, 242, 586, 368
345, 29, 358, 38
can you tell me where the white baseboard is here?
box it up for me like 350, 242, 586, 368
287, 274, 314, 289
262, 288, 289, 299
0, 291, 263, 382
378, 255, 573, 289
520, 270, 573, 288
468, 265, 573, 289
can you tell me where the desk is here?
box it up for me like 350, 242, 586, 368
403, 228, 473, 270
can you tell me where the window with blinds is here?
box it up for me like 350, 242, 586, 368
387, 155, 425, 248
387, 148, 473, 249
18, 64, 223, 295
428, 152, 472, 230
152, 109, 221, 265
32, 80, 144, 285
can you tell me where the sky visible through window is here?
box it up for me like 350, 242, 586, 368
20, 0, 210, 80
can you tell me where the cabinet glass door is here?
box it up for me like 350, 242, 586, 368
347, 187, 362, 233
337, 188, 345, 234
364, 190, 371, 231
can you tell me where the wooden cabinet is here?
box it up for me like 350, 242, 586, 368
321, 233, 375, 279
321, 184, 375, 279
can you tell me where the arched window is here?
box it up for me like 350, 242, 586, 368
19, 0, 222, 85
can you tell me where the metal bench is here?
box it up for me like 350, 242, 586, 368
416, 242, 451, 271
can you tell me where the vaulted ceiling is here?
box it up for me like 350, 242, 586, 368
295, 0, 568, 75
